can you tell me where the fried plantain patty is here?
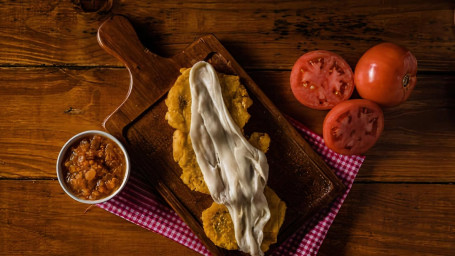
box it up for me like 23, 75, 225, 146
201, 186, 286, 252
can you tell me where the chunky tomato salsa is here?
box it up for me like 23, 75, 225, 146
63, 135, 125, 200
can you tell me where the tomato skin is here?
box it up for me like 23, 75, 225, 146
290, 50, 354, 110
323, 99, 384, 155
354, 43, 417, 107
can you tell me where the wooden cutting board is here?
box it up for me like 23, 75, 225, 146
98, 15, 345, 256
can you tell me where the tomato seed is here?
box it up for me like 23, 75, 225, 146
371, 120, 378, 135
340, 82, 347, 94
334, 63, 345, 75
318, 58, 324, 68
365, 117, 378, 135
331, 127, 342, 139
336, 111, 350, 123
344, 143, 353, 150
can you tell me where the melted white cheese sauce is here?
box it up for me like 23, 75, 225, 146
189, 61, 270, 256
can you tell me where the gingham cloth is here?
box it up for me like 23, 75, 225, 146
97, 117, 365, 255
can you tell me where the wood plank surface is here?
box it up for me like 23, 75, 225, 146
0, 180, 200, 256
1, 180, 454, 255
318, 183, 455, 256
1, 67, 453, 183
1, 1, 454, 255
0, 0, 453, 71
0, 67, 128, 178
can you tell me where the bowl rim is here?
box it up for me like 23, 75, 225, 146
56, 130, 131, 204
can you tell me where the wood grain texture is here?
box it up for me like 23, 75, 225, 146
318, 183, 455, 256
97, 15, 344, 255
0, 180, 200, 256
0, 0, 453, 71
0, 67, 453, 183
1, 180, 454, 255
0, 1, 454, 255
0, 67, 128, 179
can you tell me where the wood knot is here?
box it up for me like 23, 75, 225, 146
64, 107, 84, 115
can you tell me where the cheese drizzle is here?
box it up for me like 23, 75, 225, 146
189, 61, 270, 256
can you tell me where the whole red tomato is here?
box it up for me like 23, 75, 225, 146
354, 43, 417, 107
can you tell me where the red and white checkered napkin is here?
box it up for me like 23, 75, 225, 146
97, 117, 365, 255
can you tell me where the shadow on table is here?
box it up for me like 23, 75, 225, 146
359, 74, 455, 182
317, 181, 378, 255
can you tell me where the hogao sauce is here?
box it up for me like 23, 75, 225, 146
63, 135, 126, 200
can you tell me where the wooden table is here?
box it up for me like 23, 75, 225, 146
1, 1, 454, 255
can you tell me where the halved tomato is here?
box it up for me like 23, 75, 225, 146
323, 99, 384, 155
290, 50, 354, 110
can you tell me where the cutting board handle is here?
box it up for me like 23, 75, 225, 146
98, 15, 179, 139
97, 15, 158, 69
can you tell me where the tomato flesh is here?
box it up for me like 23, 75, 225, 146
290, 50, 354, 110
323, 99, 384, 155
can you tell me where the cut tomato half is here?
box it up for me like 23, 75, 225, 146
290, 50, 354, 110
323, 99, 384, 155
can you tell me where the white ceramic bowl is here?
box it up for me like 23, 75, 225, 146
56, 130, 130, 204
